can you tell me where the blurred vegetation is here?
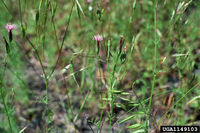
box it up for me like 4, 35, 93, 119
0, 0, 200, 132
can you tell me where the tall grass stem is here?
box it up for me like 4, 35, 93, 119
145, 0, 157, 132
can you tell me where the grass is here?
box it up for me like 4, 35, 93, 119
0, 54, 13, 133
145, 0, 157, 131
0, 0, 200, 132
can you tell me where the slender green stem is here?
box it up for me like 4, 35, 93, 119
18, 0, 26, 41
0, 87, 13, 133
18, 0, 22, 26
26, 37, 48, 101
26, 37, 49, 132
97, 109, 104, 133
109, 53, 121, 133
62, 75, 74, 119
0, 85, 13, 133
41, 0, 49, 56
0, 0, 12, 15
145, 0, 157, 132
0, 55, 13, 133
106, 40, 110, 72
48, 0, 75, 78
49, 2, 59, 51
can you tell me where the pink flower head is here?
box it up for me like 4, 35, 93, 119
119, 35, 123, 53
94, 34, 103, 54
86, 0, 92, 3
5, 23, 17, 32
94, 34, 103, 42
120, 35, 123, 43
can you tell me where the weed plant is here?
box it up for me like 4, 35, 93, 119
0, 0, 200, 132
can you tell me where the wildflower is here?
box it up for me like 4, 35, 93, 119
120, 35, 123, 44
5, 23, 16, 42
5, 23, 16, 32
94, 34, 103, 42
86, 0, 92, 3
119, 35, 123, 54
94, 34, 103, 54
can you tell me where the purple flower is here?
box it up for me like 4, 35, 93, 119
86, 0, 92, 3
5, 23, 17, 32
5, 23, 17, 42
94, 34, 103, 42
120, 35, 123, 44
119, 35, 123, 54
94, 34, 103, 54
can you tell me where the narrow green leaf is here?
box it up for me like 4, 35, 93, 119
133, 129, 145, 133
121, 92, 130, 95
73, 91, 90, 122
120, 115, 135, 124
112, 90, 122, 94
172, 53, 188, 57
76, 4, 81, 20
115, 103, 126, 110
38, 0, 42, 11
136, 111, 145, 115
35, 10, 39, 24
102, 98, 112, 101
19, 127, 27, 133
187, 95, 200, 105
129, 103, 139, 107
51, 2, 57, 20
120, 97, 131, 102
108, 40, 111, 47
129, 16, 133, 24
127, 123, 141, 129
75, 0, 85, 16
133, 0, 137, 9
